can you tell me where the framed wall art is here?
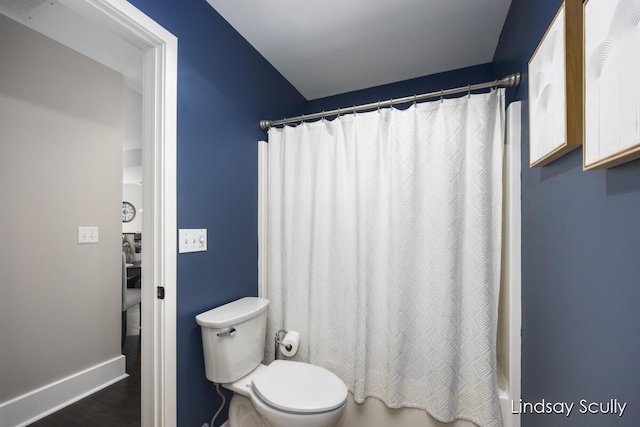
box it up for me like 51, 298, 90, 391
584, 0, 640, 170
528, 0, 583, 168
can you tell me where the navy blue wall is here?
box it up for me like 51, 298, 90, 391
494, 1, 640, 426
125, 1, 305, 425
307, 63, 494, 114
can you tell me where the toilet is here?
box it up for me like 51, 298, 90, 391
196, 297, 348, 427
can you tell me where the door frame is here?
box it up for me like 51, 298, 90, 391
60, 0, 178, 425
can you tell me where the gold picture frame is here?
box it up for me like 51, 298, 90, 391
528, 0, 583, 168
583, 0, 640, 170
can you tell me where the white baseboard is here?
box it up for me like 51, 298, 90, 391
0, 355, 127, 427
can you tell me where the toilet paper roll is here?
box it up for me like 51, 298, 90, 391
280, 331, 300, 357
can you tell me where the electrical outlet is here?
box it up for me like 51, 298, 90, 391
178, 229, 207, 253
78, 226, 99, 243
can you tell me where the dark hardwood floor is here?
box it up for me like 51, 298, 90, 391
29, 306, 141, 427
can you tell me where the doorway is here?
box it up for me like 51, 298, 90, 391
0, 0, 177, 425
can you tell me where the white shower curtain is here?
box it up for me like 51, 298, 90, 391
266, 89, 505, 427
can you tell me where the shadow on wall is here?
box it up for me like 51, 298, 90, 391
536, 145, 640, 196
539, 149, 580, 182
606, 161, 640, 195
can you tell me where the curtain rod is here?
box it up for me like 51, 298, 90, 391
260, 72, 520, 131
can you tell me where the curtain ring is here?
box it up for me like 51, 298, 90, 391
413, 94, 417, 106
353, 106, 356, 117
301, 114, 305, 124
467, 84, 471, 99
377, 101, 381, 112
337, 107, 341, 117
440, 89, 444, 103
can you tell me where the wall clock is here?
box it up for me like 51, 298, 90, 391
122, 201, 136, 223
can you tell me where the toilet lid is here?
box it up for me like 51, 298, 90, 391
251, 360, 348, 414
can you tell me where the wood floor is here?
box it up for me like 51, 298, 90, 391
29, 306, 141, 426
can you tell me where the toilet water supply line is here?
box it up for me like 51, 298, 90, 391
209, 383, 226, 427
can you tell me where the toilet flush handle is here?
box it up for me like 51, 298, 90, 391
217, 327, 236, 337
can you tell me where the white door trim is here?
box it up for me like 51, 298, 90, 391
59, 1, 178, 425
257, 141, 269, 299
499, 101, 522, 427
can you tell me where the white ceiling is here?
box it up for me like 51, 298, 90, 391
206, 0, 512, 100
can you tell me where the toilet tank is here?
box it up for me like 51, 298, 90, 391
196, 297, 269, 384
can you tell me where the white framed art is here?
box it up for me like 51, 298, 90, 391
584, 0, 640, 170
528, 0, 583, 168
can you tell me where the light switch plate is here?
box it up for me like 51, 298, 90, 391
78, 226, 99, 244
179, 229, 207, 253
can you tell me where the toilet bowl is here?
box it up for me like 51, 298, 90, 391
196, 297, 348, 427
226, 361, 347, 427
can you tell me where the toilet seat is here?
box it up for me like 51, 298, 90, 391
251, 360, 348, 414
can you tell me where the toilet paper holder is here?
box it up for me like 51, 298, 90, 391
274, 329, 292, 359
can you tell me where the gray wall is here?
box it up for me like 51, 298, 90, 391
0, 14, 123, 402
